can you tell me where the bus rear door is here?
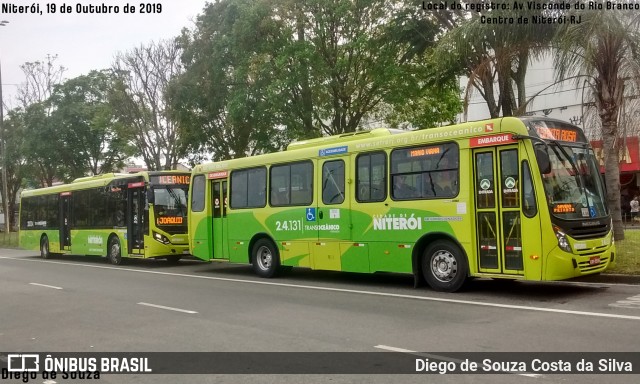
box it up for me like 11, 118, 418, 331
312, 156, 362, 272
127, 181, 146, 254
211, 179, 229, 259
59, 192, 71, 251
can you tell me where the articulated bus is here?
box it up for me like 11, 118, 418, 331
188, 117, 615, 291
20, 171, 191, 264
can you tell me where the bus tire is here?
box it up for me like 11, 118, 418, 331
107, 236, 123, 265
422, 240, 467, 292
40, 235, 51, 259
251, 238, 280, 278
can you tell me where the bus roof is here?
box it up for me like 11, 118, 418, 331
286, 128, 405, 151
194, 117, 531, 174
21, 170, 190, 197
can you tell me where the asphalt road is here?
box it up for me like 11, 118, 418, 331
1, 248, 639, 384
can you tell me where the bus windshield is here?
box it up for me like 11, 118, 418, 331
541, 144, 608, 220
153, 185, 188, 228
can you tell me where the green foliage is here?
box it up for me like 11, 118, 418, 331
553, 7, 640, 241
172, 0, 460, 161
427, 0, 556, 118
2, 110, 30, 228
21, 102, 65, 186
171, 0, 289, 161
49, 70, 135, 179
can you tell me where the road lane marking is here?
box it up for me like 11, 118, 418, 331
374, 345, 541, 378
137, 302, 198, 314
29, 283, 63, 290
609, 294, 640, 309
3, 256, 640, 321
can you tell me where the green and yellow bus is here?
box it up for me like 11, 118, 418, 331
188, 117, 615, 291
20, 171, 191, 264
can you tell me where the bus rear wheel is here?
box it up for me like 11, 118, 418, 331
40, 236, 51, 259
251, 238, 280, 278
107, 237, 123, 265
422, 240, 468, 292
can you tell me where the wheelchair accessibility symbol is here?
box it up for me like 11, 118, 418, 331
306, 208, 316, 221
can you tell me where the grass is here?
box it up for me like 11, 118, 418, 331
0, 231, 18, 248
608, 228, 640, 275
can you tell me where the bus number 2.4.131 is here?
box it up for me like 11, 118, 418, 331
275, 220, 303, 231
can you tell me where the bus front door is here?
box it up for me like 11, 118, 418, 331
59, 193, 71, 251
473, 146, 525, 276
211, 180, 229, 259
127, 186, 145, 254
312, 157, 361, 272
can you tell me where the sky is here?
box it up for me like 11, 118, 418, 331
0, 0, 208, 109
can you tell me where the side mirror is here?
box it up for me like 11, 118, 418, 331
535, 146, 551, 174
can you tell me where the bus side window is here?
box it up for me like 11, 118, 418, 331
355, 151, 386, 202
191, 175, 206, 212
522, 160, 537, 217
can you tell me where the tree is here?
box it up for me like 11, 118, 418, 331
554, 7, 640, 240
21, 102, 65, 187
172, 0, 459, 162
171, 0, 291, 161
111, 39, 186, 170
16, 54, 66, 110
426, 0, 556, 119
285, 0, 458, 134
15, 55, 67, 187
49, 71, 135, 179
1, 110, 29, 230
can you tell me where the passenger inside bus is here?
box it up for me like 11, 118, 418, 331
433, 170, 455, 196
393, 175, 417, 199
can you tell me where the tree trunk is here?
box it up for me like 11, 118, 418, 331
602, 119, 624, 240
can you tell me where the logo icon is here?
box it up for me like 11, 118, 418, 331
306, 208, 316, 221
485, 123, 494, 132
505, 177, 516, 189
7, 354, 40, 372
480, 179, 491, 190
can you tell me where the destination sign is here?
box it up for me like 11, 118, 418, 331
208, 171, 228, 179
409, 146, 441, 158
553, 203, 576, 214
152, 175, 191, 185
535, 127, 579, 142
157, 216, 184, 225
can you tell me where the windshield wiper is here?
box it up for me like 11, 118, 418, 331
549, 142, 587, 202
164, 186, 185, 216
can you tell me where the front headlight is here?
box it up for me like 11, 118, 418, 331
553, 225, 572, 253
153, 231, 171, 244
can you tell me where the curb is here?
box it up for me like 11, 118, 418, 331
572, 273, 640, 285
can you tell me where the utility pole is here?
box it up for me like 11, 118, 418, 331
0, 20, 9, 233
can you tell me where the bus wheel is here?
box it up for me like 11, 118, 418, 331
422, 240, 468, 292
107, 237, 123, 265
40, 236, 51, 259
252, 238, 280, 278
166, 255, 182, 264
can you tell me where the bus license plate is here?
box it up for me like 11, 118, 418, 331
589, 256, 600, 266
